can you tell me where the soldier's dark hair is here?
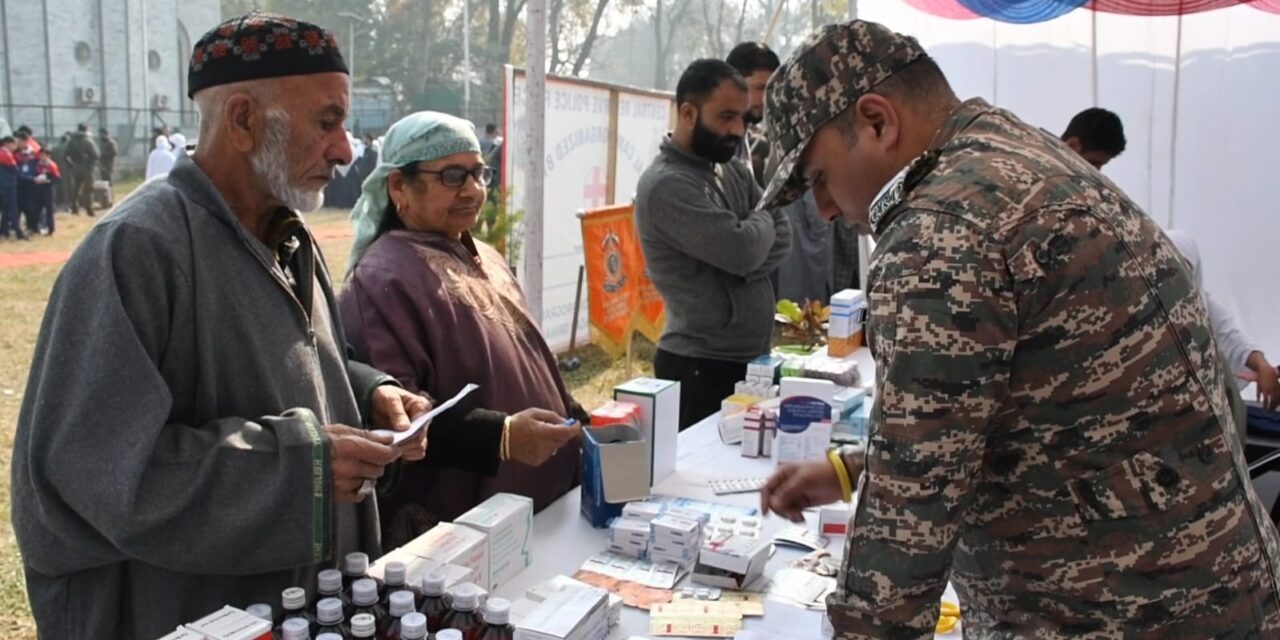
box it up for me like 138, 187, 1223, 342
834, 56, 956, 144
485, 124, 498, 135
16, 125, 32, 135
77, 123, 89, 132
1, 136, 14, 145
676, 59, 748, 108
100, 128, 110, 136
1062, 107, 1126, 155
726, 42, 780, 77
872, 56, 955, 113
15, 131, 29, 141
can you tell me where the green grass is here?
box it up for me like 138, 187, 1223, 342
0, 194, 647, 636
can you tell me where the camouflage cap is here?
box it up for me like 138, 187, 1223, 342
760, 20, 925, 209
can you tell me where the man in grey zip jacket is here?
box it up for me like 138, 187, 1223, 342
10, 14, 430, 638
635, 59, 791, 429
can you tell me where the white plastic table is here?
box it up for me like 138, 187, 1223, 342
492, 348, 962, 639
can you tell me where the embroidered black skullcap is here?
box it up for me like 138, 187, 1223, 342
187, 12, 348, 98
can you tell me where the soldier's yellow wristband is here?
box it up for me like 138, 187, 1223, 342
828, 449, 853, 503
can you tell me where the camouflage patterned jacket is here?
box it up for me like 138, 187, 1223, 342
833, 97, 1280, 639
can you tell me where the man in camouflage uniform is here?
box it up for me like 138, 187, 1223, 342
64, 123, 99, 216
759, 20, 1280, 638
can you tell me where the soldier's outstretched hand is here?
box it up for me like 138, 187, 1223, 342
762, 459, 844, 522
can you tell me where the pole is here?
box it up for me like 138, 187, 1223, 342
349, 21, 356, 81
524, 0, 548, 324
1166, 12, 1183, 229
848, 0, 856, 20
464, 0, 471, 119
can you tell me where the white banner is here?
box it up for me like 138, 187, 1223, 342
504, 69, 675, 352
614, 94, 673, 205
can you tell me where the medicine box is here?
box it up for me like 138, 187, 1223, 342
589, 400, 640, 427
401, 522, 490, 592
455, 492, 534, 590
515, 585, 610, 640
774, 397, 834, 465
184, 607, 272, 640
621, 501, 664, 522
820, 504, 854, 537
157, 629, 205, 640
368, 548, 472, 589
614, 378, 681, 487
581, 424, 650, 528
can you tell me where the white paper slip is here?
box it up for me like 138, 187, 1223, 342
772, 526, 829, 552
372, 383, 480, 445
707, 478, 768, 496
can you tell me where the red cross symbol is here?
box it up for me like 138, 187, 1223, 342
583, 166, 608, 208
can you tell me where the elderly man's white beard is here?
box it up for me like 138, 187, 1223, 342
250, 109, 325, 213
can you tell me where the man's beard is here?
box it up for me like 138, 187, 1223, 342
690, 115, 742, 164
250, 109, 326, 213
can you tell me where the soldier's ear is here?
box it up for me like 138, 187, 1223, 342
855, 93, 899, 150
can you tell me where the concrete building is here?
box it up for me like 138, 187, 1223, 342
0, 0, 220, 165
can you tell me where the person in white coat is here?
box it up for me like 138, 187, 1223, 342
1060, 108, 1278, 411
145, 135, 175, 180
1166, 230, 1278, 410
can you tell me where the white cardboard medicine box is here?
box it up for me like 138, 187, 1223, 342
401, 522, 490, 591
613, 378, 681, 487
455, 492, 534, 590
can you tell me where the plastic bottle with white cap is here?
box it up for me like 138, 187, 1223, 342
398, 612, 428, 640
349, 612, 377, 638
380, 561, 414, 609
317, 634, 345, 640
381, 590, 419, 640
351, 578, 388, 628
435, 630, 464, 640
477, 597, 514, 640
279, 586, 315, 636
315, 597, 350, 639
417, 569, 450, 632
344, 552, 370, 592
245, 602, 273, 623
440, 583, 483, 639
282, 617, 312, 640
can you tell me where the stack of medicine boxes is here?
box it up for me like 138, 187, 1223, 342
828, 290, 867, 357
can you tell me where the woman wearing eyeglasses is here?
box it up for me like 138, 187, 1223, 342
339, 112, 587, 550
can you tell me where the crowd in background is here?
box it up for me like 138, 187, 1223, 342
0, 123, 118, 239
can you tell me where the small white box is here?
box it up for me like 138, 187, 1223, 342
780, 377, 838, 407
456, 492, 534, 590
369, 548, 475, 590
663, 506, 710, 525
699, 534, 771, 576
622, 502, 663, 522
402, 522, 490, 591
157, 630, 205, 640
820, 504, 854, 537
185, 606, 273, 640
609, 517, 652, 540
651, 515, 701, 544
614, 378, 681, 487
515, 585, 610, 640
527, 575, 620, 627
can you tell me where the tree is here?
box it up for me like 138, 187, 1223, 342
652, 0, 695, 88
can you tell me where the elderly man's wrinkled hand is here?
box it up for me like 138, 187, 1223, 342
370, 385, 431, 462
326, 424, 401, 503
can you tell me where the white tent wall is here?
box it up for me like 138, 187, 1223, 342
861, 1, 1280, 364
